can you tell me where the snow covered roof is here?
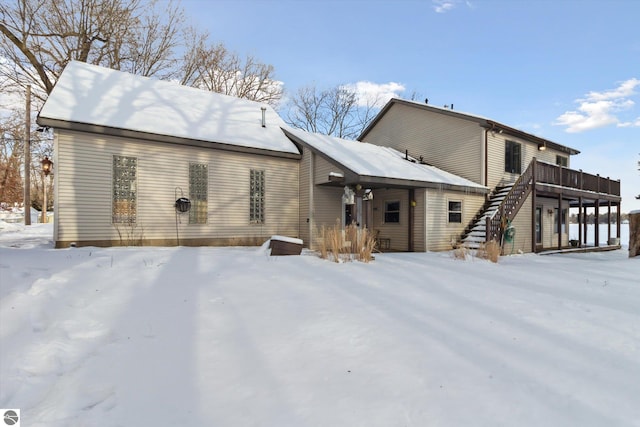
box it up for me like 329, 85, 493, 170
37, 61, 300, 156
360, 98, 580, 156
283, 127, 487, 192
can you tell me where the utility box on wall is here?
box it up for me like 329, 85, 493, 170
630, 210, 640, 258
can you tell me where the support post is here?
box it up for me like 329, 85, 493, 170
578, 197, 583, 247
557, 194, 562, 249
594, 199, 600, 247
607, 201, 612, 244
24, 85, 31, 225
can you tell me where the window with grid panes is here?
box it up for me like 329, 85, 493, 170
249, 169, 265, 224
112, 156, 137, 224
384, 201, 400, 223
505, 140, 522, 174
189, 163, 208, 224
448, 200, 462, 223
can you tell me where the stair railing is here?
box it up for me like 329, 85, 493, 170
485, 158, 536, 243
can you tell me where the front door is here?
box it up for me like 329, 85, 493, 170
535, 206, 542, 246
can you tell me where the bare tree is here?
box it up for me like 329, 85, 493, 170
0, 0, 185, 101
0, 108, 51, 206
178, 38, 283, 106
0, 112, 25, 204
285, 84, 378, 140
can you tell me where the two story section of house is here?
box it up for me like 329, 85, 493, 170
360, 99, 622, 253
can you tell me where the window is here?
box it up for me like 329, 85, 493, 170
249, 169, 265, 224
505, 140, 522, 174
189, 163, 208, 224
112, 155, 137, 224
384, 201, 400, 223
448, 200, 462, 223
556, 155, 568, 167
554, 208, 567, 234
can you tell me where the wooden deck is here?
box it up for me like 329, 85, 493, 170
538, 244, 622, 255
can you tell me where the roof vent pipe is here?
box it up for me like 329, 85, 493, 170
261, 106, 267, 127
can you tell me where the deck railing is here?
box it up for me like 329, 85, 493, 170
485, 159, 620, 244
535, 161, 620, 196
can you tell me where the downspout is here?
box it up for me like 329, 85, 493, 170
424, 189, 429, 252
309, 151, 315, 249
408, 188, 415, 252
484, 125, 490, 189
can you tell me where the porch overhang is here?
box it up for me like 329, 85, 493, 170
319, 174, 489, 194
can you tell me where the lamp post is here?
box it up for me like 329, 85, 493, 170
41, 157, 53, 223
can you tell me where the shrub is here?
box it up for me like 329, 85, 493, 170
477, 240, 501, 263
452, 242, 470, 260
318, 222, 376, 263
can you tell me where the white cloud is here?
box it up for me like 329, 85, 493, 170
433, 0, 456, 13
432, 0, 474, 14
343, 81, 406, 108
554, 78, 640, 133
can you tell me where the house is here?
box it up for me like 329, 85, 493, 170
37, 62, 621, 253
359, 98, 622, 253
37, 61, 301, 248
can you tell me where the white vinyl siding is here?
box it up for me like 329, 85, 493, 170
509, 196, 533, 254
298, 148, 311, 247
424, 190, 485, 251
309, 186, 344, 249
54, 130, 299, 245
487, 132, 569, 189
362, 103, 483, 184
314, 155, 343, 184
373, 189, 408, 251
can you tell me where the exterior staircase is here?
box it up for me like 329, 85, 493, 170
461, 159, 536, 250
461, 185, 513, 249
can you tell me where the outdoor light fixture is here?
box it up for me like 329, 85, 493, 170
41, 156, 53, 224
41, 156, 53, 176
538, 143, 546, 151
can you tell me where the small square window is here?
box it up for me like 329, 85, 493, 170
556, 155, 568, 167
448, 200, 462, 223
384, 201, 400, 223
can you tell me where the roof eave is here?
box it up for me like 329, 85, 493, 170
358, 98, 580, 156
39, 117, 302, 160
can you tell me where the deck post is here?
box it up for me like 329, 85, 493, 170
607, 201, 612, 243
557, 194, 562, 249
578, 197, 583, 247
595, 199, 600, 247
583, 204, 588, 245
617, 202, 621, 241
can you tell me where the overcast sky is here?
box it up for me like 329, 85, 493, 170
181, 0, 640, 212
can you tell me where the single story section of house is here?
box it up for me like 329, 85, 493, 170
37, 61, 301, 248
284, 127, 488, 252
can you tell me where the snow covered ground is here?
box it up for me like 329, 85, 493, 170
1, 223, 639, 426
